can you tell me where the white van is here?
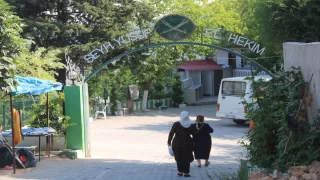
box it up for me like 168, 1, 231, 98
216, 75, 272, 124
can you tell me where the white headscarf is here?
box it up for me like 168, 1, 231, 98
179, 111, 191, 128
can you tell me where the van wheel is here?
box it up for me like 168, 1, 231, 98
233, 120, 247, 125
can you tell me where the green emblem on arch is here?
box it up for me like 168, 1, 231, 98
154, 14, 196, 41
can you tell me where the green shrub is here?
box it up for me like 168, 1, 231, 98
155, 101, 163, 108
171, 74, 184, 106
240, 67, 320, 171
109, 87, 117, 114
153, 83, 165, 100
28, 92, 72, 135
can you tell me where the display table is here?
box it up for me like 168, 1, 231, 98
2, 127, 56, 162
183, 85, 203, 104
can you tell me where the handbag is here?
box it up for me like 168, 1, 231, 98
168, 146, 174, 156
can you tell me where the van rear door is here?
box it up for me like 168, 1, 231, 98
217, 80, 247, 119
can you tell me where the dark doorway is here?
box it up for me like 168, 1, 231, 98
214, 70, 223, 96
228, 53, 236, 69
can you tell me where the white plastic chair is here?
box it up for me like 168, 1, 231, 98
116, 100, 128, 116
94, 104, 108, 120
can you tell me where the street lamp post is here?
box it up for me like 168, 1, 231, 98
68, 70, 78, 85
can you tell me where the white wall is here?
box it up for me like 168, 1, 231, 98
216, 49, 243, 68
217, 50, 228, 66
178, 71, 185, 80
223, 68, 232, 78
283, 42, 320, 120
201, 70, 214, 96
189, 70, 201, 86
231, 48, 243, 68
236, 56, 242, 68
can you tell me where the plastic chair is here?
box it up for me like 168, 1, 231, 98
94, 104, 108, 120
116, 100, 128, 115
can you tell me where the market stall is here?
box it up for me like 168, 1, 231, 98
4, 76, 63, 173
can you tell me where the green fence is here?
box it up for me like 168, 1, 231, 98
102, 98, 173, 114
0, 97, 40, 131
133, 98, 172, 112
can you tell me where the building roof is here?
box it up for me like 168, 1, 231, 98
177, 60, 223, 71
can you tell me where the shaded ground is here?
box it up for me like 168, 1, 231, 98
1, 105, 248, 180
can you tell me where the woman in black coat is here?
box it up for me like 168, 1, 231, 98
168, 111, 195, 177
191, 115, 213, 167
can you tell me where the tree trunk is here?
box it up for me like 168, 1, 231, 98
142, 78, 153, 111
142, 90, 149, 111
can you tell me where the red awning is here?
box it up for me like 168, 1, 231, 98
177, 60, 223, 71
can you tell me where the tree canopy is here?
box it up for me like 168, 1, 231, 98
0, 0, 28, 91
242, 0, 320, 55
2, 0, 320, 106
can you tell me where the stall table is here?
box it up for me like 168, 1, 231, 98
2, 127, 56, 162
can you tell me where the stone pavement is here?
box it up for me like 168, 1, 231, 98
1, 104, 248, 180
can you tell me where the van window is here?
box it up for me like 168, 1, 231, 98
222, 81, 246, 96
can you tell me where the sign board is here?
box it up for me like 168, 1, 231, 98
154, 14, 196, 41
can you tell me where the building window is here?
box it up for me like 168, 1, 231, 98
222, 81, 246, 96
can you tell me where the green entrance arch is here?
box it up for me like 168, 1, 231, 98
73, 41, 272, 157
84, 41, 272, 83
67, 14, 273, 158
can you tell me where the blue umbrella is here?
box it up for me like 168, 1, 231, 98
9, 76, 63, 95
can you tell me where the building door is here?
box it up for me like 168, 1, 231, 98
214, 70, 223, 96
201, 70, 213, 96
228, 53, 236, 69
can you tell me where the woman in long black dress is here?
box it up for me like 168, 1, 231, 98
191, 115, 213, 167
168, 111, 195, 177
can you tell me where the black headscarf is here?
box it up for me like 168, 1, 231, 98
196, 115, 204, 130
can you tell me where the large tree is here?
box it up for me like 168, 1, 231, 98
132, 46, 180, 111
0, 0, 64, 93
241, 0, 320, 57
0, 0, 28, 91
7, 0, 155, 83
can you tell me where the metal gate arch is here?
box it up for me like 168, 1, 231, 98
81, 41, 272, 157
84, 41, 272, 83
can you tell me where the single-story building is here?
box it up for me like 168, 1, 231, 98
176, 49, 266, 103
177, 59, 224, 98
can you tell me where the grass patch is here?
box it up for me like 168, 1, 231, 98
207, 160, 249, 180
237, 160, 249, 180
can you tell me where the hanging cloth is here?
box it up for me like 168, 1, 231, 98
13, 108, 23, 145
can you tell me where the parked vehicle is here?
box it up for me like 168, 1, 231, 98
216, 75, 272, 124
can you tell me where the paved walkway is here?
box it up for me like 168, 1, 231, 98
1, 105, 248, 180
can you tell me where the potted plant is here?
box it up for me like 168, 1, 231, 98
153, 83, 166, 110
155, 101, 163, 110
